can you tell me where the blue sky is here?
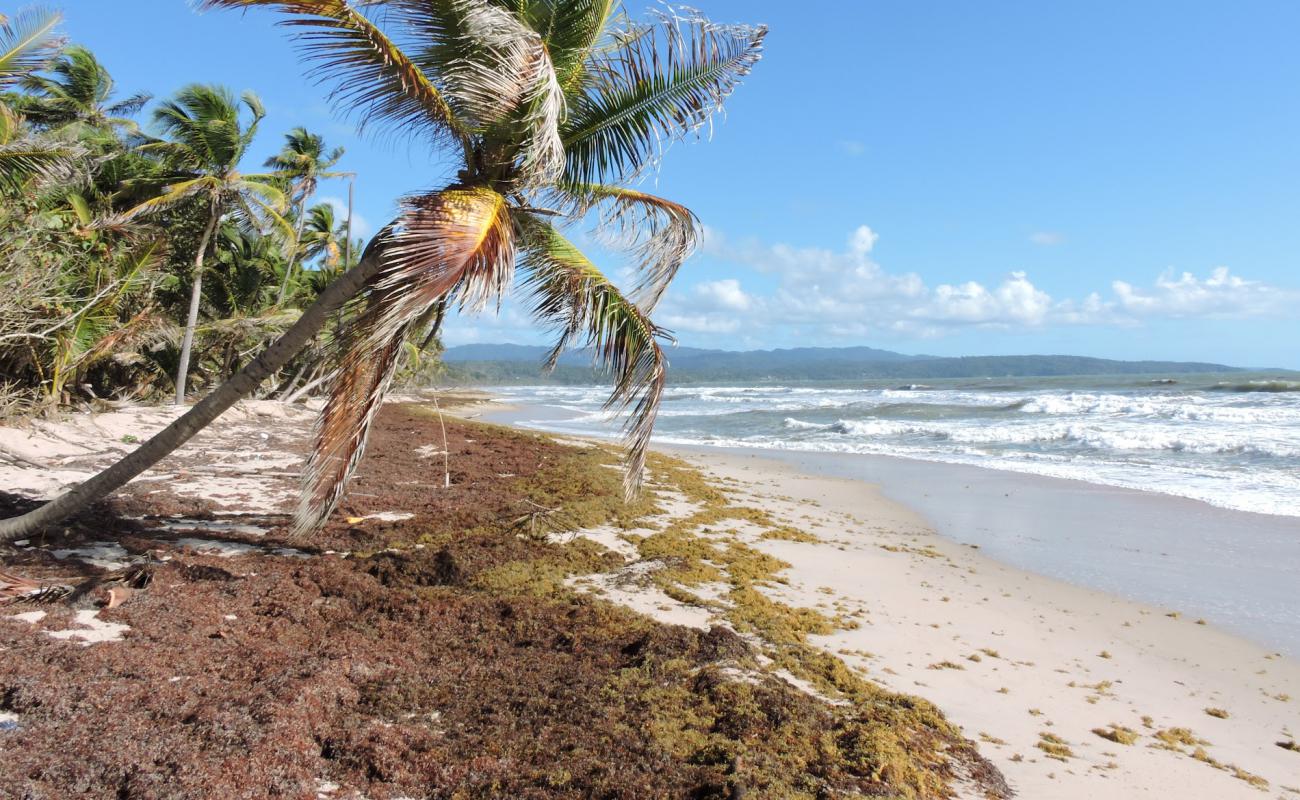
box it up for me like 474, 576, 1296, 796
56, 1, 1300, 367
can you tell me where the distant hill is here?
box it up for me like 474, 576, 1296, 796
440, 344, 1244, 385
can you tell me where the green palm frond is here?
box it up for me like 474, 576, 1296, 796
542, 0, 619, 90
15, 45, 150, 130
561, 6, 765, 183
519, 219, 670, 496
150, 84, 259, 172
114, 176, 215, 222
198, 0, 469, 148
0, 7, 63, 89
0, 136, 81, 193
557, 180, 698, 310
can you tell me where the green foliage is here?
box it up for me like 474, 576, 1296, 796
0, 34, 366, 414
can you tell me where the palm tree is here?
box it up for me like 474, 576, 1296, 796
0, 0, 764, 542
13, 45, 151, 132
301, 201, 346, 271
122, 84, 290, 405
264, 127, 344, 304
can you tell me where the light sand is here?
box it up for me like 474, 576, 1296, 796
5, 398, 1296, 795
648, 447, 1300, 799
0, 400, 319, 512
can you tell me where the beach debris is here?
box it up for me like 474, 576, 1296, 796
508, 499, 578, 540
1, 571, 42, 602
1203, 707, 1229, 719
1, 572, 73, 605
0, 711, 18, 732
344, 512, 414, 524
158, 517, 271, 537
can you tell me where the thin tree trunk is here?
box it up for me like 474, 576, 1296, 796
276, 191, 310, 306
0, 248, 382, 542
416, 299, 448, 354
174, 207, 220, 405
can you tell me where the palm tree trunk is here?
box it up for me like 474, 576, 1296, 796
0, 247, 382, 543
174, 207, 220, 405
276, 192, 310, 306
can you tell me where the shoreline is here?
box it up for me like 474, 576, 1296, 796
480, 398, 1300, 797
484, 400, 1300, 658
645, 444, 1299, 798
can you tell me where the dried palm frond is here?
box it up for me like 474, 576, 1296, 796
507, 498, 581, 540
294, 186, 514, 534
0, 570, 71, 605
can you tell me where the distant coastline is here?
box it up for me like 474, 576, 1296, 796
440, 343, 1296, 385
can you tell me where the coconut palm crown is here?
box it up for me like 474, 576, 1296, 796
265, 126, 345, 303
200, 0, 766, 535
13, 45, 151, 131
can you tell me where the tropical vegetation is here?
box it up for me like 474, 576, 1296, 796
0, 0, 765, 541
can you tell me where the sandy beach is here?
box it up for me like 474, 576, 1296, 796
2, 396, 1297, 797
653, 446, 1300, 798
484, 402, 1300, 797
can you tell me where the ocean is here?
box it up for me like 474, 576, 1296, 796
493, 372, 1300, 518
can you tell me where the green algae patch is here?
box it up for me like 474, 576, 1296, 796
1036, 732, 1075, 761
1092, 724, 1140, 745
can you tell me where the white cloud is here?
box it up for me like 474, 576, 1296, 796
922, 272, 1052, 325
660, 313, 742, 334
1029, 231, 1064, 246
1109, 267, 1288, 318
318, 195, 374, 240
849, 225, 878, 257
664, 224, 1300, 343
696, 279, 752, 311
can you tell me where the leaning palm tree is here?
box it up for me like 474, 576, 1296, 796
13, 45, 151, 132
122, 84, 290, 405
0, 0, 764, 542
264, 127, 344, 304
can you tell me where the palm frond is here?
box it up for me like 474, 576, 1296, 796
544, 0, 619, 91
557, 181, 698, 310
107, 91, 152, 118
437, 0, 566, 183
113, 176, 214, 222
150, 84, 248, 171
561, 5, 765, 184
294, 185, 515, 535
519, 219, 669, 496
199, 0, 468, 147
0, 136, 81, 193
0, 7, 63, 89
